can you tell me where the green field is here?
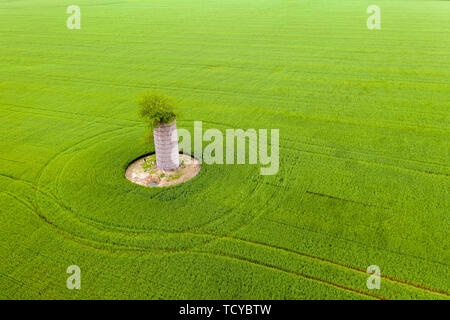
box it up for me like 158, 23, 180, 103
0, 0, 449, 299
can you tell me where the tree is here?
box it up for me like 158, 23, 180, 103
138, 92, 179, 170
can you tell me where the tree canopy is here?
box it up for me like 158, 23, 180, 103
138, 92, 177, 141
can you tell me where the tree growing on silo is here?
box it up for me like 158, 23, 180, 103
138, 92, 179, 170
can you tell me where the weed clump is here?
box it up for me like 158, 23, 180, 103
138, 92, 177, 142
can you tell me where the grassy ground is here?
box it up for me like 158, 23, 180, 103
0, 0, 448, 299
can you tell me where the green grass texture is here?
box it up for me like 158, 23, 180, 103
0, 0, 448, 299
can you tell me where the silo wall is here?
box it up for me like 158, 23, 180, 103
153, 120, 179, 170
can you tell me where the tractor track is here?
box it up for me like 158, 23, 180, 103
2, 71, 449, 132
193, 251, 384, 300
2, 103, 448, 177
0, 108, 447, 299
1, 178, 448, 298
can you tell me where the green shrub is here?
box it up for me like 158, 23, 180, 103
138, 92, 177, 141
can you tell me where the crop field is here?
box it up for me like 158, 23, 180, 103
0, 0, 449, 300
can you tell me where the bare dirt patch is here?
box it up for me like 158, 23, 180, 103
125, 154, 200, 187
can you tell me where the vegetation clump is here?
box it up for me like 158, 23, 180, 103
138, 92, 177, 141
135, 155, 197, 185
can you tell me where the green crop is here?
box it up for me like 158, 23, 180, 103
0, 0, 448, 300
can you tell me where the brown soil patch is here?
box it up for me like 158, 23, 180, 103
125, 154, 200, 187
